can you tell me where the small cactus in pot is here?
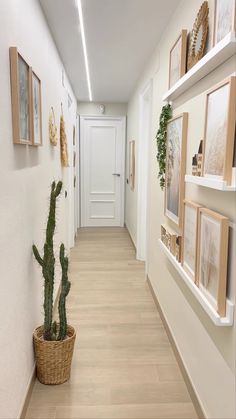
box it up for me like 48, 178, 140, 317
32, 181, 76, 384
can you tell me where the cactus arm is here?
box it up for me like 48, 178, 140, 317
55, 181, 63, 197
32, 245, 43, 267
58, 244, 71, 340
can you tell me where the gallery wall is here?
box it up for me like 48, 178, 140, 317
125, 0, 236, 417
0, 1, 77, 418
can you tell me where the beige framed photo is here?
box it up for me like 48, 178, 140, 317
202, 76, 236, 184
31, 71, 42, 146
196, 208, 229, 317
182, 200, 202, 282
164, 113, 188, 230
168, 30, 187, 89
213, 0, 236, 46
129, 140, 135, 191
9, 47, 32, 145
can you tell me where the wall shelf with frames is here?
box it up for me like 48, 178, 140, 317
158, 239, 234, 326
163, 32, 236, 102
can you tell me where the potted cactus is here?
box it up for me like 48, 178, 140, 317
32, 181, 76, 385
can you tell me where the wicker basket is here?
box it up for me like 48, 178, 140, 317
33, 325, 76, 385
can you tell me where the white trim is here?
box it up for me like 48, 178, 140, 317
80, 115, 126, 227
136, 80, 153, 262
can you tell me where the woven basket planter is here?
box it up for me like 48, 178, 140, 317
33, 325, 76, 385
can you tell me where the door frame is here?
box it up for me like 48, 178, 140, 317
80, 115, 126, 228
136, 80, 153, 263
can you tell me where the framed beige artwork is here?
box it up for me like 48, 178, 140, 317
187, 1, 209, 70
129, 141, 135, 191
9, 47, 32, 145
164, 113, 188, 229
213, 0, 236, 45
168, 30, 187, 89
182, 200, 202, 281
196, 208, 229, 317
202, 76, 236, 184
31, 71, 42, 146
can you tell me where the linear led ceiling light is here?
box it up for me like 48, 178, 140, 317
77, 0, 92, 101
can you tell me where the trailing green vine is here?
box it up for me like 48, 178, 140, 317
155, 103, 172, 189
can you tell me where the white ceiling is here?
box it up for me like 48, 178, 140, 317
39, 0, 180, 102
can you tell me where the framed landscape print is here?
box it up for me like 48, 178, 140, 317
168, 30, 187, 89
165, 113, 188, 229
182, 201, 202, 281
9, 47, 32, 144
202, 76, 236, 184
213, 0, 236, 45
31, 72, 42, 146
196, 208, 229, 316
129, 141, 135, 191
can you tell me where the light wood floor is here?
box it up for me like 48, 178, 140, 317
26, 227, 198, 419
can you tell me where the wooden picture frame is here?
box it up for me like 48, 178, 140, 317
213, 0, 236, 46
182, 200, 202, 282
187, 1, 209, 70
9, 47, 32, 145
202, 76, 236, 184
164, 113, 188, 230
129, 141, 135, 191
31, 71, 42, 146
196, 208, 229, 317
168, 30, 187, 89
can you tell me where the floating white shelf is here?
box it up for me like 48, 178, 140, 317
163, 32, 236, 102
158, 239, 234, 326
185, 175, 236, 191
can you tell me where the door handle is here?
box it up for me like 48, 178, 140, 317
112, 173, 120, 177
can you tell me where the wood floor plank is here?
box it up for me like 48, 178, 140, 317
26, 227, 197, 419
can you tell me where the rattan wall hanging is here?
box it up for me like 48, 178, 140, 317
60, 104, 69, 167
187, 1, 209, 71
49, 107, 58, 146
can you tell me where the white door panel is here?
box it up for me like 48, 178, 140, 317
80, 117, 125, 227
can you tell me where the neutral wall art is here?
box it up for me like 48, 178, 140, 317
182, 200, 202, 281
31, 72, 42, 146
165, 113, 188, 229
168, 30, 187, 88
187, 1, 209, 70
9, 47, 32, 144
129, 140, 135, 191
49, 107, 58, 146
202, 76, 236, 184
60, 106, 69, 167
213, 0, 236, 45
196, 208, 229, 316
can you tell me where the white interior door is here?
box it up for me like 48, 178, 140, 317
80, 116, 126, 227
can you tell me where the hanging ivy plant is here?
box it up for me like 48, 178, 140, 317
155, 103, 172, 189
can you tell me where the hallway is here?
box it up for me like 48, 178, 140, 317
26, 228, 197, 419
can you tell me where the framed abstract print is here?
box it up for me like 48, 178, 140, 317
164, 113, 188, 229
129, 141, 135, 191
196, 208, 229, 317
31, 72, 42, 146
182, 201, 202, 281
202, 76, 236, 184
213, 0, 236, 45
9, 47, 32, 144
168, 30, 187, 89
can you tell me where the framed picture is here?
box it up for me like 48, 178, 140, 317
129, 141, 135, 191
9, 47, 32, 144
182, 201, 202, 281
196, 208, 229, 316
202, 76, 236, 184
168, 30, 187, 89
164, 113, 188, 229
187, 1, 209, 70
213, 0, 236, 45
31, 72, 42, 146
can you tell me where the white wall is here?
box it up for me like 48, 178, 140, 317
78, 101, 127, 116
0, 1, 77, 418
125, 0, 236, 417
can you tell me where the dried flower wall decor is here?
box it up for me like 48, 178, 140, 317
49, 107, 58, 146
60, 105, 69, 167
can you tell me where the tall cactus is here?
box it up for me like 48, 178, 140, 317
32, 181, 62, 340
58, 244, 71, 340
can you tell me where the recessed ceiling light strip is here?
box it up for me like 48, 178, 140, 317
77, 0, 92, 101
